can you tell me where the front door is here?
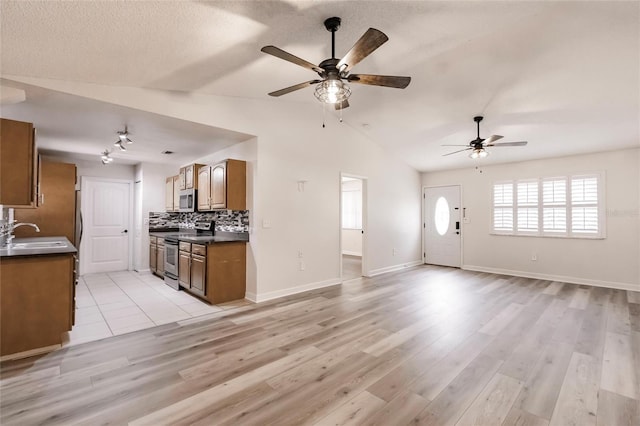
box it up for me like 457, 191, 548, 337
424, 185, 461, 267
81, 177, 131, 274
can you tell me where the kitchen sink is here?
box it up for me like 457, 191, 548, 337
10, 241, 68, 249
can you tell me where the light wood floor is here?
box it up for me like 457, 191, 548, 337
342, 254, 362, 280
1, 265, 640, 425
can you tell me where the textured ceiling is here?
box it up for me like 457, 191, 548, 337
1, 1, 638, 171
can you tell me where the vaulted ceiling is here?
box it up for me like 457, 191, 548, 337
1, 1, 638, 171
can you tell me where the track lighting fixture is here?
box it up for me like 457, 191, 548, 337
114, 140, 127, 151
115, 127, 133, 146
101, 150, 114, 165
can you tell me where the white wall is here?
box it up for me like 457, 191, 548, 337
136, 162, 178, 271
423, 148, 640, 289
19, 77, 423, 301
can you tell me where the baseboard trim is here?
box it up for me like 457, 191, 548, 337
462, 264, 640, 292
366, 260, 423, 277
342, 251, 362, 257
0, 344, 61, 362
245, 291, 258, 303
250, 278, 343, 303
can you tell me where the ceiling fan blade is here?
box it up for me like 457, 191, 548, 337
441, 144, 472, 147
443, 148, 472, 156
347, 74, 411, 89
335, 99, 350, 110
261, 46, 324, 74
490, 141, 528, 147
337, 28, 388, 73
483, 135, 504, 145
268, 80, 321, 97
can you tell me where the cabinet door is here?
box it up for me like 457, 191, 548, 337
0, 118, 37, 207
178, 251, 191, 288
172, 175, 180, 211
190, 254, 206, 297
185, 164, 194, 189
150, 244, 157, 272
210, 162, 226, 209
157, 245, 165, 275
178, 167, 186, 191
197, 167, 210, 211
165, 177, 174, 211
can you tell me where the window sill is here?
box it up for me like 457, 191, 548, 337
490, 232, 605, 240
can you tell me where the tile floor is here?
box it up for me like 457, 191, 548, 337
64, 271, 248, 346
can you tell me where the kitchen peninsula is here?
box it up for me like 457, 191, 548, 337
0, 236, 77, 358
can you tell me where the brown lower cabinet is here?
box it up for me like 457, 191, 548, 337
178, 241, 246, 304
149, 236, 165, 277
0, 254, 75, 356
179, 243, 206, 298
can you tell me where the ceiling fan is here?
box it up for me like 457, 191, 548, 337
260, 17, 411, 109
442, 116, 528, 159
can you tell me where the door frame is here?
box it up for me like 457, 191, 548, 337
79, 176, 134, 275
422, 184, 464, 268
339, 173, 368, 279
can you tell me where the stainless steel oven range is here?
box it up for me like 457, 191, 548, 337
163, 236, 179, 289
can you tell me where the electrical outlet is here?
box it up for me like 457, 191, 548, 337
262, 219, 272, 228
299, 260, 305, 271
531, 253, 537, 261
392, 248, 397, 256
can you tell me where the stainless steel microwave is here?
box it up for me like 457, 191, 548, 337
179, 189, 197, 212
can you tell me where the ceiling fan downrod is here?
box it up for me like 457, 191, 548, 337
474, 116, 483, 140
324, 17, 341, 59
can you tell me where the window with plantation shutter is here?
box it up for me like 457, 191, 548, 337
493, 183, 513, 232
492, 173, 604, 239
543, 178, 567, 234
571, 176, 599, 234
516, 180, 538, 232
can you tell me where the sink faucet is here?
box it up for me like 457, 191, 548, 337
0, 221, 40, 247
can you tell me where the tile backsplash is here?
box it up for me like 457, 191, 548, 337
149, 210, 249, 232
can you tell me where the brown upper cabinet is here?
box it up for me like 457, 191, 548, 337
0, 118, 40, 207
165, 176, 174, 211
197, 159, 246, 211
165, 175, 181, 212
179, 163, 204, 190
13, 160, 77, 242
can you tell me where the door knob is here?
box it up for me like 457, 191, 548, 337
122, 229, 128, 234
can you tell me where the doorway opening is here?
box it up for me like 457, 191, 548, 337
340, 174, 366, 280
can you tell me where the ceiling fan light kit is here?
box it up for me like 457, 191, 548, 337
314, 78, 351, 105
261, 16, 411, 109
469, 149, 488, 159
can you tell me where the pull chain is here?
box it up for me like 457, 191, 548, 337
322, 102, 326, 128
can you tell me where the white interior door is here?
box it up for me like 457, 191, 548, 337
424, 185, 461, 267
81, 178, 131, 274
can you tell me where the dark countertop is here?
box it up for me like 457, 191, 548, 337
149, 230, 249, 244
0, 236, 77, 258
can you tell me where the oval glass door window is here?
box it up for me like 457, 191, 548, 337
434, 197, 450, 236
